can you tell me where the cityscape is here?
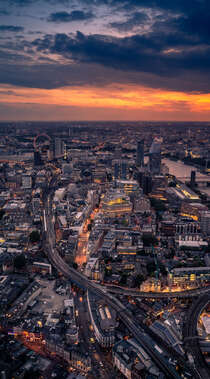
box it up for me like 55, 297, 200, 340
0, 122, 209, 379
1, 0, 210, 379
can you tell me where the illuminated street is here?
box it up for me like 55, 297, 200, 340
75, 208, 99, 267
75, 231, 90, 266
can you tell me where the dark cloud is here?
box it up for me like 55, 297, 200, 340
84, 0, 209, 13
0, 10, 11, 15
8, 0, 34, 5
109, 12, 149, 32
0, 48, 210, 94
5, 0, 210, 14
32, 30, 210, 73
0, 61, 136, 89
0, 25, 24, 32
0, 0, 210, 96
2, 35, 204, 95
0, 89, 23, 96
48, 10, 94, 23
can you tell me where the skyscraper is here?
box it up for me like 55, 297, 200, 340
190, 170, 196, 187
149, 139, 161, 175
121, 161, 127, 180
34, 151, 43, 167
112, 160, 128, 180
54, 138, 64, 159
136, 140, 144, 167
143, 175, 153, 194
113, 160, 120, 180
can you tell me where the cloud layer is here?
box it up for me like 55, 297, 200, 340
0, 0, 210, 120
48, 10, 94, 23
0, 25, 24, 32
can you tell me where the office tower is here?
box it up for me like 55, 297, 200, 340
190, 170, 196, 187
113, 160, 120, 180
34, 151, 43, 167
136, 140, 144, 167
22, 175, 32, 189
143, 175, 153, 195
149, 139, 161, 175
47, 143, 54, 161
54, 138, 64, 159
137, 170, 144, 187
121, 160, 127, 180
112, 160, 128, 180
200, 211, 210, 235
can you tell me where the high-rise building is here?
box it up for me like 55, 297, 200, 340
112, 160, 128, 180
137, 169, 153, 194
190, 170, 196, 187
136, 140, 144, 167
54, 138, 64, 159
22, 175, 32, 189
47, 143, 54, 161
149, 139, 161, 175
121, 161, 127, 180
200, 211, 210, 235
113, 161, 120, 180
34, 151, 43, 167
143, 175, 153, 195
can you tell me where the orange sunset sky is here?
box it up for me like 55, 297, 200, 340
1, 0, 210, 121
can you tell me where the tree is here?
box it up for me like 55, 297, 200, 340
29, 230, 40, 243
142, 235, 158, 247
105, 267, 112, 277
150, 198, 166, 212
23, 369, 41, 379
137, 249, 147, 256
159, 263, 167, 276
169, 182, 176, 187
134, 274, 144, 287
146, 262, 156, 275
87, 222, 92, 231
120, 273, 127, 285
165, 249, 175, 259
0, 209, 5, 220
105, 257, 113, 264
14, 254, 26, 270
72, 262, 78, 270
121, 219, 128, 226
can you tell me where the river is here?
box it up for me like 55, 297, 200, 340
162, 158, 210, 197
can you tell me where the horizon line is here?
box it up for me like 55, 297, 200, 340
1, 120, 210, 124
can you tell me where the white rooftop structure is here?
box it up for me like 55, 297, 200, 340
202, 316, 210, 335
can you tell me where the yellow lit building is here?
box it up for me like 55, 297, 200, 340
169, 267, 210, 288
180, 202, 207, 221
116, 179, 139, 194
100, 189, 132, 217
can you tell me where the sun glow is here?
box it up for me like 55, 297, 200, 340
1, 83, 210, 119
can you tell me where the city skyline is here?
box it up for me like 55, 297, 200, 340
0, 123, 209, 377
1, 0, 210, 121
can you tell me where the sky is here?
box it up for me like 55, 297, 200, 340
0, 0, 210, 121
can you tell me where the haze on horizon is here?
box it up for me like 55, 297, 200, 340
0, 0, 210, 121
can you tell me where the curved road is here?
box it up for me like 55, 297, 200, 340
183, 294, 210, 379
43, 193, 182, 379
105, 284, 210, 299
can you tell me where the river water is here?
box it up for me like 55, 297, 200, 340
162, 158, 210, 197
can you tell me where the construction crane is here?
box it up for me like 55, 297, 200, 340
152, 245, 159, 288
64, 143, 67, 160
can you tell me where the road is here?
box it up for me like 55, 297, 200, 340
75, 294, 117, 379
105, 283, 210, 299
43, 188, 182, 379
75, 231, 89, 267
183, 294, 210, 379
